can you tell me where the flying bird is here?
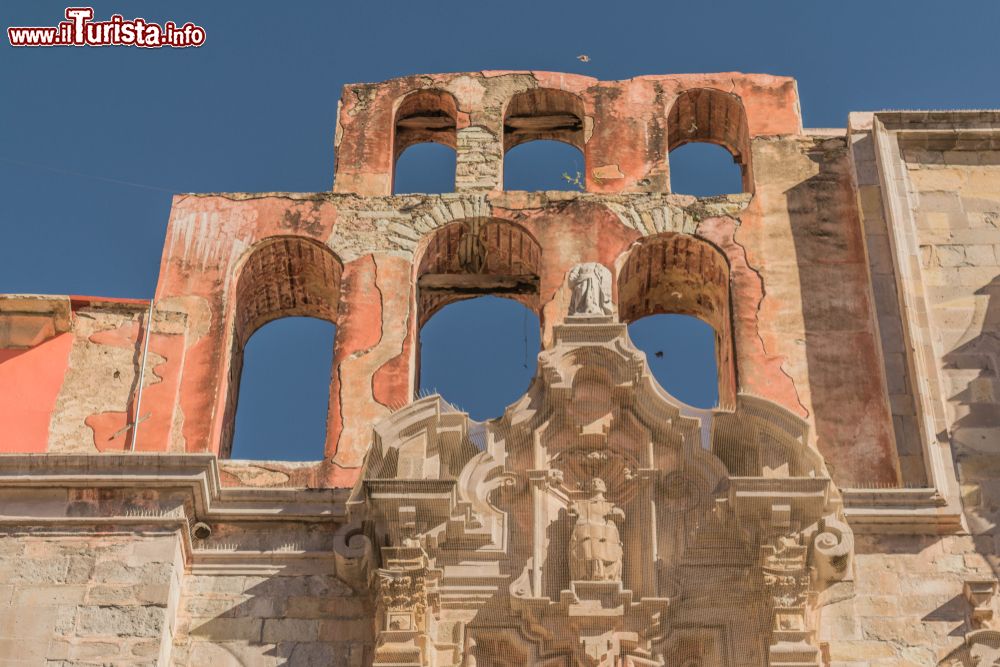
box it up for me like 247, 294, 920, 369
577, 55, 590, 63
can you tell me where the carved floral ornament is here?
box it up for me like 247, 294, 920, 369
332, 273, 855, 666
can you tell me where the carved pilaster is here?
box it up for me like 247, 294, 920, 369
760, 512, 855, 667
373, 548, 439, 667
762, 535, 819, 666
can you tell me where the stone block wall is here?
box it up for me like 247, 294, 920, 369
820, 535, 994, 665
174, 571, 371, 666
0, 529, 182, 665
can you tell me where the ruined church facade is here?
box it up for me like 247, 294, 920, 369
0, 71, 999, 666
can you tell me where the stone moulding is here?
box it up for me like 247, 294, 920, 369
839, 111, 1000, 534
0, 453, 354, 575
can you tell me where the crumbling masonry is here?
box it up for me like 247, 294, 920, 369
1, 70, 1000, 665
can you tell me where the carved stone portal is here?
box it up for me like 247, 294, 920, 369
337, 300, 854, 666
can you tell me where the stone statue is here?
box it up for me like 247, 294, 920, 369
568, 478, 624, 581
568, 263, 613, 316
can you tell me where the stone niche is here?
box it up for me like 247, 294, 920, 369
334, 271, 855, 667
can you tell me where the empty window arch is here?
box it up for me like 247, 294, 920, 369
504, 140, 585, 192
627, 313, 718, 408
231, 317, 334, 461
415, 218, 543, 420
392, 89, 457, 194
666, 88, 752, 195
419, 296, 540, 421
668, 142, 744, 197
394, 142, 456, 194
618, 233, 736, 410
503, 89, 586, 192
222, 237, 342, 460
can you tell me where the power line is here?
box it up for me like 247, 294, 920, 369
0, 155, 181, 194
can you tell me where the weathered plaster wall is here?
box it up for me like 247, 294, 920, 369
850, 124, 930, 487
332, 71, 800, 196
0, 71, 907, 490
745, 133, 899, 485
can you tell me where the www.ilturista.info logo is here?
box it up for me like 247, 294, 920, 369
8, 7, 206, 48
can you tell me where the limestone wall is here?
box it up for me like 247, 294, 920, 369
0, 529, 183, 665
174, 571, 371, 666
904, 146, 1000, 566
820, 535, 993, 665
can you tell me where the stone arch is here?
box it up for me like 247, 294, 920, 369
667, 88, 752, 193
415, 218, 542, 327
220, 236, 343, 457
393, 88, 458, 157
503, 88, 586, 152
392, 89, 459, 193
617, 233, 736, 410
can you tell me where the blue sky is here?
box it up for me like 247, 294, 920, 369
3, 1, 999, 459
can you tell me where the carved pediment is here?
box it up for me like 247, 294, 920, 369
341, 282, 853, 666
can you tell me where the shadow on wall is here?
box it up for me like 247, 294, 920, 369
945, 275, 1000, 568
785, 139, 904, 488
181, 571, 373, 664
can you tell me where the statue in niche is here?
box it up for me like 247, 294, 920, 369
568, 478, 624, 581
568, 262, 613, 316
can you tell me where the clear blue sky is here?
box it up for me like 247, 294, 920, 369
3, 1, 999, 459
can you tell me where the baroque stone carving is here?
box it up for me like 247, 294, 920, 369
346, 299, 854, 666
567, 478, 624, 582
568, 262, 613, 316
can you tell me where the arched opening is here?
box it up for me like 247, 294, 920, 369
392, 89, 457, 194
419, 296, 540, 420
222, 237, 342, 458
231, 317, 334, 461
627, 314, 718, 408
503, 140, 585, 191
667, 88, 752, 195
503, 89, 586, 191
416, 219, 543, 419
618, 233, 735, 410
668, 142, 744, 197
394, 143, 456, 194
